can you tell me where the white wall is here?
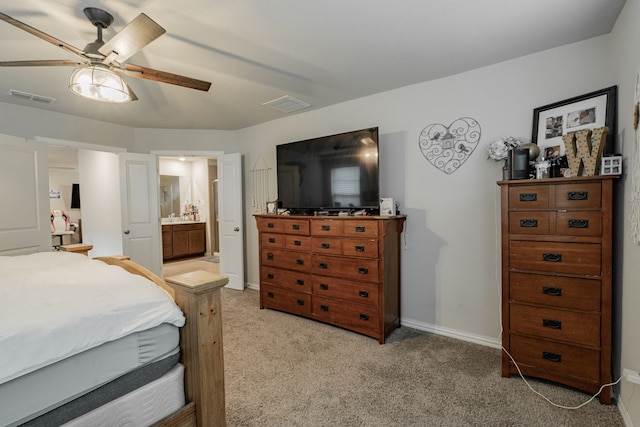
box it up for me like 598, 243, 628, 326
0, 102, 134, 149
609, 0, 640, 423
237, 35, 612, 346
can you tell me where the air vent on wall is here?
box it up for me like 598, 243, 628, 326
262, 95, 310, 113
8, 89, 57, 104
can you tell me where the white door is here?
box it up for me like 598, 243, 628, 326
119, 153, 162, 277
218, 153, 244, 290
0, 135, 50, 255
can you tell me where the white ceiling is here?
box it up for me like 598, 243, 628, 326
0, 0, 626, 131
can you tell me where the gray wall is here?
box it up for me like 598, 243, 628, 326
237, 35, 612, 346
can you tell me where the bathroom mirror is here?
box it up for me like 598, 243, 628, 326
160, 175, 192, 218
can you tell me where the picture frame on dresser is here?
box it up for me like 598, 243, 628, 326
531, 86, 617, 157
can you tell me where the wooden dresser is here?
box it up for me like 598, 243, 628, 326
498, 176, 616, 404
255, 214, 406, 344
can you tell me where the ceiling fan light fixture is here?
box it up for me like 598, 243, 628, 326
69, 65, 131, 103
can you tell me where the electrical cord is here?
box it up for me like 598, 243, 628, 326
492, 184, 621, 409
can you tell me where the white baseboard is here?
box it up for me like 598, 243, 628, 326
246, 281, 259, 291
400, 317, 501, 349
618, 394, 636, 427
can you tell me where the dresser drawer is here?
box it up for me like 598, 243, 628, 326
311, 237, 343, 255
256, 217, 285, 233
285, 235, 311, 252
262, 233, 285, 249
311, 254, 379, 282
261, 266, 311, 294
282, 219, 310, 235
510, 273, 601, 311
312, 275, 379, 306
343, 221, 379, 238
342, 239, 378, 258
509, 212, 551, 235
310, 219, 344, 236
261, 248, 311, 273
510, 304, 600, 347
510, 335, 600, 382
313, 296, 378, 332
509, 185, 549, 209
261, 284, 311, 316
555, 183, 601, 209
510, 241, 601, 276
555, 211, 602, 237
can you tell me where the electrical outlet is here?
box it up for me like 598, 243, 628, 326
623, 368, 640, 385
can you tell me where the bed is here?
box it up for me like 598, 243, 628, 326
0, 251, 227, 427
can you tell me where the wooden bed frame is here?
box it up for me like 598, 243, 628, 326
95, 256, 228, 427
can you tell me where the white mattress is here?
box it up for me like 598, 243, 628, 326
62, 363, 186, 427
0, 252, 185, 384
0, 323, 180, 427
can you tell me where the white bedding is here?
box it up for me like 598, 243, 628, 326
0, 252, 185, 384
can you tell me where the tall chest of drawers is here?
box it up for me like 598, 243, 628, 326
498, 176, 616, 404
255, 215, 406, 344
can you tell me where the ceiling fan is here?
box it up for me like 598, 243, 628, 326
0, 7, 212, 103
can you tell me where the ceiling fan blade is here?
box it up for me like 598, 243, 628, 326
0, 59, 83, 67
0, 11, 85, 58
99, 13, 165, 64
122, 63, 211, 92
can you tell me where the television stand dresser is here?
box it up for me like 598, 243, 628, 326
255, 214, 406, 344
498, 176, 617, 404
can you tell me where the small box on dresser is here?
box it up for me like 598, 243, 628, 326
498, 176, 617, 404
255, 214, 406, 344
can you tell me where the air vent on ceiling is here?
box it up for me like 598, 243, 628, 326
8, 89, 57, 104
262, 95, 310, 113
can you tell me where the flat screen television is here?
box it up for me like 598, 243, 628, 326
276, 127, 379, 213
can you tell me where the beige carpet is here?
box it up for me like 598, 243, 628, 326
220, 288, 623, 426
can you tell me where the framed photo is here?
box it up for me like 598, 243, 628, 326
531, 86, 617, 156
266, 200, 278, 214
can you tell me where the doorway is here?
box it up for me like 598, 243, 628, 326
157, 155, 219, 263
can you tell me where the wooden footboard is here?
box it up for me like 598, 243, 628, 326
95, 257, 228, 427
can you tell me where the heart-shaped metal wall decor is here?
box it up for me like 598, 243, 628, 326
418, 117, 481, 174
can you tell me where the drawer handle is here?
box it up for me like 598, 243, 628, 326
568, 219, 589, 229
297, 299, 305, 306
267, 253, 274, 260
320, 305, 329, 311
267, 223, 275, 228
542, 286, 562, 296
321, 225, 330, 231
542, 319, 562, 329
519, 193, 538, 202
294, 240, 302, 246
359, 290, 369, 298
292, 224, 300, 230
542, 253, 562, 262
358, 267, 369, 274
296, 279, 305, 285
519, 219, 538, 228
319, 262, 328, 269
320, 283, 329, 290
359, 313, 370, 321
267, 292, 274, 298
355, 245, 365, 252
542, 351, 562, 363
268, 237, 276, 243
296, 259, 304, 265
355, 226, 366, 232
267, 273, 274, 279
321, 243, 330, 249
568, 191, 588, 200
